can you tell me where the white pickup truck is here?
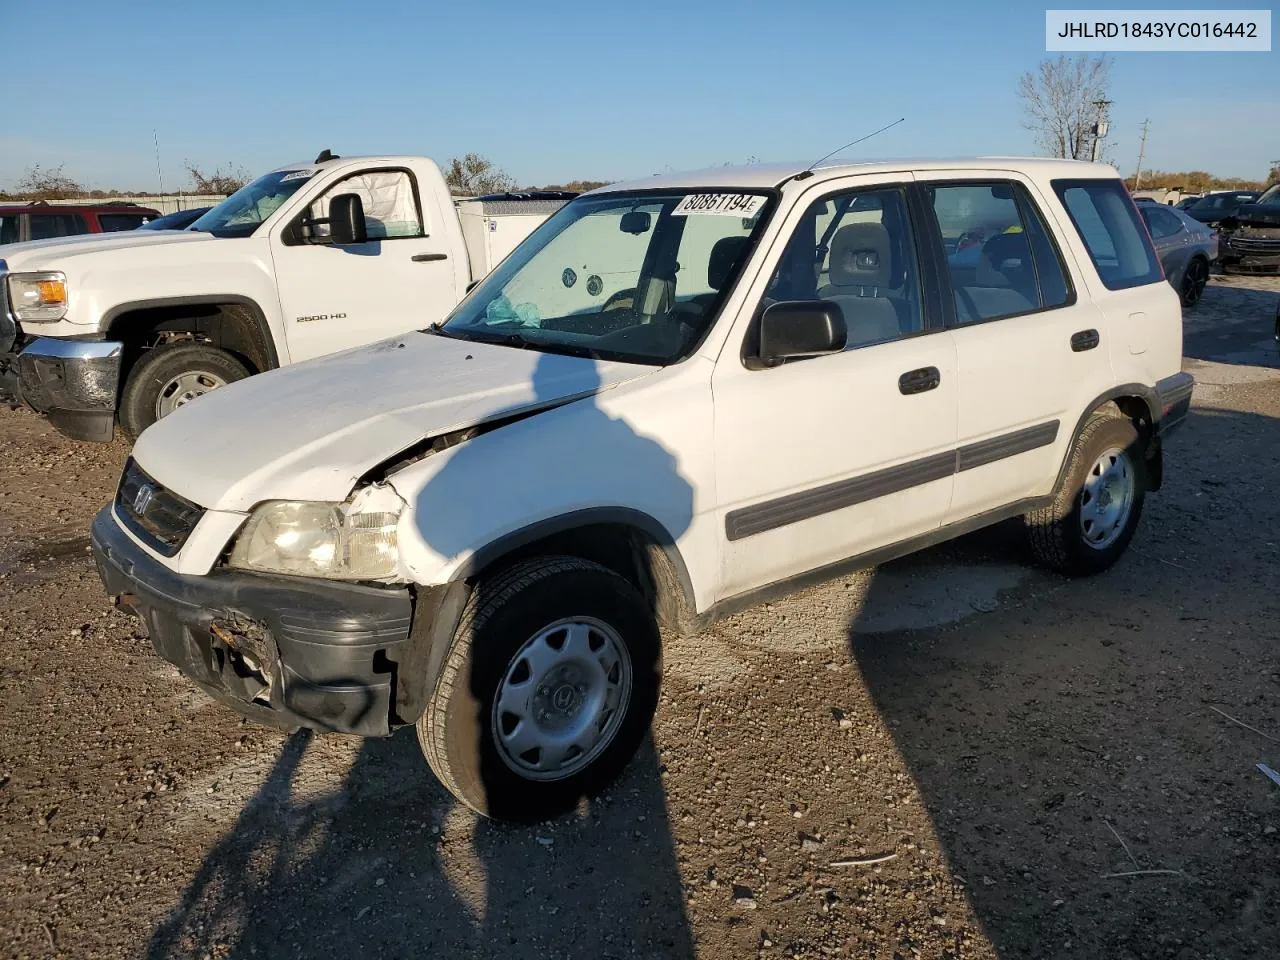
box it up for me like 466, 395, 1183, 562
0, 152, 570, 441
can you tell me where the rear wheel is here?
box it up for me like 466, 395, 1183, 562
1024, 410, 1147, 576
119, 343, 250, 438
1180, 257, 1209, 307
418, 556, 660, 821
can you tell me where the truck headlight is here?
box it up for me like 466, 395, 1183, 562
7, 271, 68, 322
228, 487, 403, 580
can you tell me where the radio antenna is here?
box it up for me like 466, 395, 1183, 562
805, 117, 905, 172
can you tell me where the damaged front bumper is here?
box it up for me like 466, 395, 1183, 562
90, 506, 431, 737
1218, 232, 1280, 275
13, 337, 123, 441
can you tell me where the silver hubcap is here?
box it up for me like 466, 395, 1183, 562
155, 371, 227, 419
491, 617, 632, 781
1079, 446, 1135, 550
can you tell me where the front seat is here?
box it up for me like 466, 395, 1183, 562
817, 223, 902, 347
692, 235, 750, 308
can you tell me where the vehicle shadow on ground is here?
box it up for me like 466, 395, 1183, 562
145, 349, 698, 959
845, 407, 1280, 958
1183, 277, 1280, 369
143, 728, 693, 959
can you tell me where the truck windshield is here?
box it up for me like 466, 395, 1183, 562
189, 170, 315, 238
1257, 184, 1280, 206
439, 189, 773, 365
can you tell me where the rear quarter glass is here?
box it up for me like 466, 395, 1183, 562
1051, 179, 1163, 291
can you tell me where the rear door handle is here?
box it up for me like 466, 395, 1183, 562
1071, 329, 1100, 352
412, 253, 448, 262
898, 366, 941, 395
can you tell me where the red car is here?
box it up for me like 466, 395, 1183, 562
0, 201, 162, 244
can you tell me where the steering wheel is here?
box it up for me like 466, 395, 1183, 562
601, 288, 638, 312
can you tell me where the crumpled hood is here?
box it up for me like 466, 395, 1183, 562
1226, 203, 1280, 229
132, 332, 659, 511
0, 229, 215, 268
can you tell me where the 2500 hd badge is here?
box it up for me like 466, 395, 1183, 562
296, 312, 347, 323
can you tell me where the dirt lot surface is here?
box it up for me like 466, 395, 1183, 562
2, 276, 1279, 960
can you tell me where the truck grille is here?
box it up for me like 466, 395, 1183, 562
1227, 236, 1280, 254
115, 458, 204, 556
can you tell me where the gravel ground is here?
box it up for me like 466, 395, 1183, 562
2, 276, 1279, 960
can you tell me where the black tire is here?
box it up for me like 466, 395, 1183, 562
1180, 257, 1209, 308
417, 556, 660, 821
1024, 410, 1147, 576
118, 343, 250, 438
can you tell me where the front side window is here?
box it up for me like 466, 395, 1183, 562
440, 190, 772, 365
1052, 179, 1162, 290
0, 215, 18, 245
98, 213, 151, 232
766, 186, 923, 348
308, 170, 424, 240
190, 169, 316, 238
29, 213, 86, 240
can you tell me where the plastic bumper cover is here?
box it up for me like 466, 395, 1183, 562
16, 337, 122, 441
90, 505, 421, 737
1154, 371, 1194, 436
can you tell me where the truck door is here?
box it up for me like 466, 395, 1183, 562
271, 166, 459, 362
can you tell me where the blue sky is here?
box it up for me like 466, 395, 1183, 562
3, 0, 1275, 191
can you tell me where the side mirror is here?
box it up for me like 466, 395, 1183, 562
328, 193, 367, 245
759, 300, 846, 364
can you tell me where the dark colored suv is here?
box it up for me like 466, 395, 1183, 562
0, 201, 162, 244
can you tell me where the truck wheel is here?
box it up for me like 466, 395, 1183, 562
119, 343, 250, 438
418, 557, 660, 820
1024, 409, 1147, 576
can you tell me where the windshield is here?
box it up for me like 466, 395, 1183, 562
189, 170, 315, 237
440, 190, 773, 365
1257, 184, 1280, 206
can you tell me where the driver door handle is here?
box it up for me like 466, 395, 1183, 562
412, 253, 448, 262
898, 366, 941, 395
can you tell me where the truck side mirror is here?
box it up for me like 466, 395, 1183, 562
758, 300, 846, 364
328, 193, 368, 245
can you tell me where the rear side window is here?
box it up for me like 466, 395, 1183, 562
29, 213, 87, 240
1052, 179, 1162, 290
926, 181, 1071, 324
98, 213, 152, 232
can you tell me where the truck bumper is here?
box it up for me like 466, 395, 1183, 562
15, 337, 122, 441
90, 505, 426, 737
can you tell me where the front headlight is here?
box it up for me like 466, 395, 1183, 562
7, 271, 68, 322
228, 486, 403, 580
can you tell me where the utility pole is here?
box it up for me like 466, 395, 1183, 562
1090, 99, 1112, 163
1133, 118, 1150, 191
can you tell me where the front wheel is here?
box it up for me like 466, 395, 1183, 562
1024, 410, 1147, 576
418, 557, 660, 820
119, 343, 251, 438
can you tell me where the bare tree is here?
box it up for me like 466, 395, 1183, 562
1017, 55, 1112, 160
14, 163, 84, 200
185, 162, 252, 195
443, 153, 517, 196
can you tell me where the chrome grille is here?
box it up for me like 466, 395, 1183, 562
115, 458, 204, 556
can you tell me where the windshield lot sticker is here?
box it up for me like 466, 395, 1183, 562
674, 194, 766, 217
279, 170, 314, 182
